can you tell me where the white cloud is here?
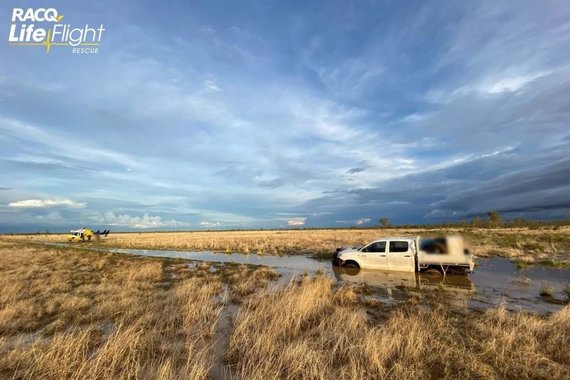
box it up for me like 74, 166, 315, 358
98, 212, 189, 229
199, 221, 221, 227
479, 72, 551, 94
205, 80, 222, 91
335, 218, 372, 225
0, 117, 143, 170
439, 71, 553, 100
398, 112, 433, 123
287, 217, 306, 226
9, 199, 86, 208
314, 55, 384, 97
200, 26, 215, 34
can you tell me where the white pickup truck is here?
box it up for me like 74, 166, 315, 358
332, 235, 474, 275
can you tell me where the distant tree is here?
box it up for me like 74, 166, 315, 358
379, 217, 390, 228
487, 210, 502, 228
471, 217, 483, 228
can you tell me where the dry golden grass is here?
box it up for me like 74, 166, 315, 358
0, 242, 277, 379
228, 275, 570, 379
1, 241, 568, 379
3, 226, 570, 258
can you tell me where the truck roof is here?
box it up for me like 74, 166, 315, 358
373, 237, 416, 241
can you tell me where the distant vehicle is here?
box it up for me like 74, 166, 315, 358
332, 235, 474, 275
67, 228, 110, 242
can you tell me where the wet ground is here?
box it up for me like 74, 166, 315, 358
51, 244, 569, 313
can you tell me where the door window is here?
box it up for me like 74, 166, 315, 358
389, 241, 408, 253
362, 241, 386, 252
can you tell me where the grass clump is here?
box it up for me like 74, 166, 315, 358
538, 259, 570, 269
0, 242, 278, 379
540, 284, 554, 297
228, 276, 570, 379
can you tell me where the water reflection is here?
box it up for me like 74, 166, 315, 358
333, 259, 569, 313
109, 247, 329, 273
333, 266, 475, 306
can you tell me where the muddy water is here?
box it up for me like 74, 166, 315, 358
469, 258, 569, 312
52, 244, 569, 313
334, 261, 569, 313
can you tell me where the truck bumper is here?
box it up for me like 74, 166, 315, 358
332, 258, 343, 266
332, 249, 343, 266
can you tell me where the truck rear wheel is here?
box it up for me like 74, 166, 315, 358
424, 268, 443, 276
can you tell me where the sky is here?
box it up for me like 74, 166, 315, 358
1, 0, 569, 232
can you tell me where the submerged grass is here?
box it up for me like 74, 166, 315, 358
540, 283, 555, 297
514, 257, 570, 269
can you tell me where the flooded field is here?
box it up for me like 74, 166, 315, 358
53, 243, 569, 313
2, 241, 568, 379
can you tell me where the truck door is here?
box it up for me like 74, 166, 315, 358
387, 240, 415, 272
360, 241, 388, 270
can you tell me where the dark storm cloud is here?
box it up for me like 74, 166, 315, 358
346, 167, 366, 174
432, 158, 570, 218
299, 147, 570, 224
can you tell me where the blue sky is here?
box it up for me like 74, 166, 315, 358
1, 0, 569, 232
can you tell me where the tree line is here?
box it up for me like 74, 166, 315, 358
376, 210, 570, 229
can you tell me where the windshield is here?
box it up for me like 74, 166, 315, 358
361, 241, 386, 252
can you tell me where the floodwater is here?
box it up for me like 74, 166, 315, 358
333, 261, 569, 313
109, 247, 328, 273
52, 244, 569, 313
469, 258, 569, 312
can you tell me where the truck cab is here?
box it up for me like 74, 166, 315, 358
334, 237, 416, 272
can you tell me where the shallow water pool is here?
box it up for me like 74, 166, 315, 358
50, 243, 569, 313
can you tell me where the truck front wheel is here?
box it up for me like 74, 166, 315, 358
342, 260, 360, 269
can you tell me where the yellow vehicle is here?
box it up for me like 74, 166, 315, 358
67, 228, 109, 242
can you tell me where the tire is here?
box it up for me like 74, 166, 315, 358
343, 260, 360, 269
423, 268, 443, 276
